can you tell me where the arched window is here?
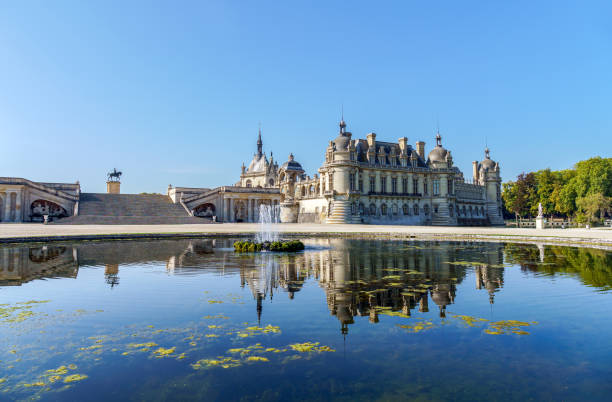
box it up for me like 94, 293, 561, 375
246, 179, 252, 188
369, 203, 377, 215
402, 203, 410, 215
381, 203, 388, 215
309, 185, 315, 195
413, 204, 419, 215
424, 204, 430, 215
301, 187, 306, 197
269, 179, 275, 186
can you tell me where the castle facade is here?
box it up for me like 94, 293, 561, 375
217, 119, 503, 225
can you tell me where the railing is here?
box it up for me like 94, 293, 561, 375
367, 191, 423, 197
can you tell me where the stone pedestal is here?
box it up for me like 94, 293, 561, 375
280, 202, 298, 223
535, 216, 545, 229
107, 181, 121, 194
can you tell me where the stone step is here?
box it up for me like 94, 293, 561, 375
53, 215, 212, 225
77, 193, 190, 217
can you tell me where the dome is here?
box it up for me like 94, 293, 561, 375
280, 153, 304, 172
333, 134, 350, 150
428, 146, 448, 163
480, 148, 496, 170
431, 290, 452, 307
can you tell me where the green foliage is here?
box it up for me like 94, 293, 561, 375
576, 193, 611, 223
233, 240, 304, 252
502, 157, 612, 221
268, 240, 305, 252
233, 241, 262, 252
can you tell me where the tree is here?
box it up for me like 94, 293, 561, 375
502, 173, 537, 224
576, 193, 611, 224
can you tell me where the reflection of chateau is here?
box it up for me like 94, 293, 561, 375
235, 239, 506, 332
2, 120, 502, 226
0, 245, 79, 285
1, 239, 508, 332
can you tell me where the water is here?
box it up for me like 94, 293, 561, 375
255, 204, 280, 243
1, 238, 612, 401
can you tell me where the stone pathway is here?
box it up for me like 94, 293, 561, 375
0, 223, 611, 246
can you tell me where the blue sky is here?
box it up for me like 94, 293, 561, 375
1, 1, 610, 193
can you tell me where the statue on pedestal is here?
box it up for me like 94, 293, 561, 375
107, 168, 122, 182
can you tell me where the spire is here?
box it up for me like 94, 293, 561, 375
339, 105, 346, 134
257, 123, 263, 158
484, 147, 490, 159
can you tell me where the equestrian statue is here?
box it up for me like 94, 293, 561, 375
107, 168, 122, 182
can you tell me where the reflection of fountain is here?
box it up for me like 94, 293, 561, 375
255, 204, 281, 243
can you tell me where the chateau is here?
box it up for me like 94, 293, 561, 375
0, 119, 503, 226
176, 119, 503, 226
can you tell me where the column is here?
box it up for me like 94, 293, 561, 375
247, 199, 252, 222
4, 192, 11, 222
220, 196, 225, 222
229, 198, 234, 222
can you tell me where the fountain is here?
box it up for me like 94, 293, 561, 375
234, 203, 304, 252
255, 204, 281, 244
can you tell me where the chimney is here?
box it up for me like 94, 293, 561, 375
367, 132, 376, 147
416, 141, 425, 159
472, 161, 479, 182
398, 137, 408, 152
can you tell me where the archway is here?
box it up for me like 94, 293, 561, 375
234, 201, 247, 222
30, 199, 68, 222
193, 203, 216, 218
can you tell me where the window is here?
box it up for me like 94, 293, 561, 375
269, 179, 275, 186
433, 180, 440, 195
402, 178, 408, 194
391, 178, 398, 194
350, 152, 355, 161
481, 207, 485, 216
447, 178, 453, 194
413, 204, 419, 215
381, 203, 388, 215
402, 203, 410, 215
449, 205, 454, 217
359, 203, 365, 215
424, 180, 428, 195
434, 204, 438, 214
358, 179, 363, 192
413, 178, 418, 194
246, 180, 252, 188
381, 177, 387, 194
349, 173, 356, 191
370, 177, 376, 193
424, 205, 430, 215
369, 203, 377, 215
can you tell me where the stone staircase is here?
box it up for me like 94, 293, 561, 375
431, 203, 455, 226
53, 193, 211, 225
326, 200, 361, 224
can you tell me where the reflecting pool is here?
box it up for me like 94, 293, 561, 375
1, 238, 612, 401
